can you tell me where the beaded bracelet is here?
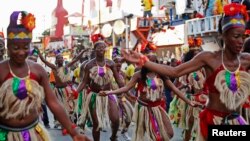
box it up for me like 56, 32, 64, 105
137, 55, 149, 67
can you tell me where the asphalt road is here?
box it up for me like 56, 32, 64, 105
45, 108, 183, 141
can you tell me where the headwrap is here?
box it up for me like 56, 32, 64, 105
91, 33, 106, 48
188, 36, 203, 50
221, 3, 248, 33
7, 11, 36, 43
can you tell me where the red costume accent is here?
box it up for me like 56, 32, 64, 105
205, 65, 244, 94
199, 108, 230, 138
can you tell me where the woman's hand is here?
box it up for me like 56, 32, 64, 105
99, 91, 110, 96
190, 101, 205, 109
73, 134, 92, 141
189, 101, 199, 107
121, 49, 141, 64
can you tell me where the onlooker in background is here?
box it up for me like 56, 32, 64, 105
141, 0, 154, 26
0, 32, 5, 61
193, 10, 205, 18
187, 0, 192, 8
170, 1, 178, 21
125, 62, 135, 84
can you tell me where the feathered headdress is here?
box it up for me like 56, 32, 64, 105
7, 11, 36, 43
91, 33, 106, 47
188, 37, 203, 50
221, 3, 248, 33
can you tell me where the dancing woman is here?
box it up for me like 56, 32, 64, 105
100, 53, 195, 141
0, 11, 91, 141
37, 43, 87, 128
122, 3, 250, 141
111, 47, 134, 141
77, 34, 124, 141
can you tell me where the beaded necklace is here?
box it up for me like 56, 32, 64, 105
8, 60, 32, 100
222, 50, 241, 93
96, 61, 106, 77
146, 74, 158, 90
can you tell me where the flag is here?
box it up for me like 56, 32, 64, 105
43, 36, 50, 49
106, 0, 112, 7
90, 0, 96, 11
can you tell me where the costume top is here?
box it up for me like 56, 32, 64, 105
205, 54, 250, 110
89, 63, 113, 86
137, 74, 164, 102
0, 61, 44, 119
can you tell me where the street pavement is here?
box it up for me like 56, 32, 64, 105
45, 108, 183, 141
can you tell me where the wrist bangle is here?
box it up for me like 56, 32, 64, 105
62, 124, 77, 135
137, 55, 149, 67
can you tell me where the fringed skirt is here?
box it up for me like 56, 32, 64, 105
77, 89, 87, 115
132, 99, 171, 141
117, 95, 134, 126
168, 93, 191, 129
0, 120, 50, 141
78, 91, 117, 130
54, 85, 78, 113
197, 108, 248, 141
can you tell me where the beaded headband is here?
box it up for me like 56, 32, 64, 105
221, 3, 248, 33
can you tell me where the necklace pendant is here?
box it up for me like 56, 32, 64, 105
225, 71, 239, 93
98, 66, 105, 77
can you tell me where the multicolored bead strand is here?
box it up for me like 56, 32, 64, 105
12, 77, 28, 100
225, 71, 240, 93
146, 78, 157, 90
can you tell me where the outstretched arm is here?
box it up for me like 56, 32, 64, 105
122, 49, 206, 78
66, 49, 88, 68
111, 61, 125, 88
79, 60, 88, 80
38, 64, 91, 140
36, 47, 57, 70
77, 64, 90, 93
100, 72, 139, 96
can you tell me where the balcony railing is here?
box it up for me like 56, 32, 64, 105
185, 15, 222, 36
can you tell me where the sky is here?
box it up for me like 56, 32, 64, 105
0, 0, 82, 38
0, 0, 159, 39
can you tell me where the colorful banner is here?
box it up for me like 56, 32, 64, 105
42, 36, 50, 49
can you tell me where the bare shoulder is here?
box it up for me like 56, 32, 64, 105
105, 59, 115, 67
27, 60, 47, 76
196, 50, 219, 59
195, 50, 220, 63
0, 60, 9, 83
85, 59, 95, 69
80, 60, 89, 68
